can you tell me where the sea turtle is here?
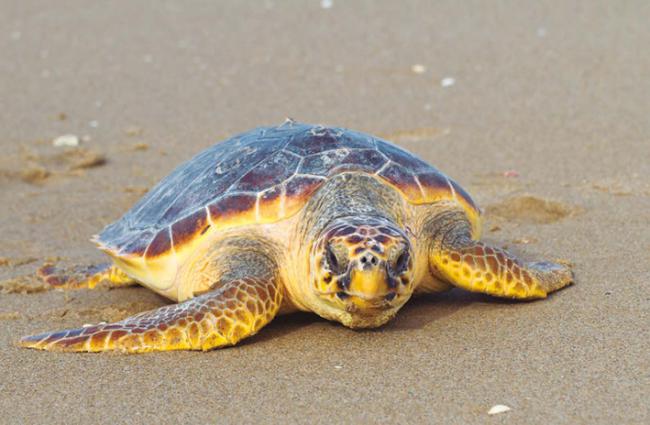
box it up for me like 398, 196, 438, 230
20, 120, 573, 353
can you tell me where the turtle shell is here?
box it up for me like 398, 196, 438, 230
96, 120, 479, 293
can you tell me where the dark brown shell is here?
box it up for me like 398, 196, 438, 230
97, 120, 479, 260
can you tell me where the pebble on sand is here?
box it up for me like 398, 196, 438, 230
320, 0, 333, 9
488, 405, 511, 415
52, 134, 80, 147
131, 142, 149, 151
440, 77, 456, 88
411, 64, 427, 74
124, 126, 144, 137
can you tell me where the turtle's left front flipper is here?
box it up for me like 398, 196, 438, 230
19, 275, 282, 353
430, 228, 573, 299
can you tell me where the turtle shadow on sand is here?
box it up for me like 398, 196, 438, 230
247, 288, 504, 345
378, 289, 517, 332
386, 290, 483, 331
241, 312, 325, 347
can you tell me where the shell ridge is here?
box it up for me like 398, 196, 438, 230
375, 159, 393, 175
279, 148, 304, 159
293, 172, 328, 180
445, 177, 457, 200
373, 145, 392, 164
153, 125, 286, 230
254, 193, 262, 222
204, 206, 214, 226
413, 175, 427, 199
158, 139, 252, 221
130, 147, 217, 226
220, 131, 296, 196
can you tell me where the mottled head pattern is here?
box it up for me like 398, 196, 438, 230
310, 216, 414, 327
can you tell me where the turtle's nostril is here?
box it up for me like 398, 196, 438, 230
360, 253, 378, 268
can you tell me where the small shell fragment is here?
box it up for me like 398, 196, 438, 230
440, 77, 456, 88
124, 126, 143, 137
488, 404, 511, 415
52, 134, 80, 147
411, 64, 426, 74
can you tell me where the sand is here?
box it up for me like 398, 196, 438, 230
1, 1, 649, 424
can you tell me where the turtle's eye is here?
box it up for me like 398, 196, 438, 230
390, 247, 410, 274
325, 243, 348, 274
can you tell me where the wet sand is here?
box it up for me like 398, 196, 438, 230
1, 1, 649, 424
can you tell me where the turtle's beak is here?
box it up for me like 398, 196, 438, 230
346, 256, 394, 309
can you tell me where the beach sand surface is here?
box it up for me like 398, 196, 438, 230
1, 1, 648, 424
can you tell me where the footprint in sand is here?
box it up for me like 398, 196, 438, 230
485, 194, 582, 224
0, 275, 49, 294
0, 312, 22, 320
0, 147, 107, 186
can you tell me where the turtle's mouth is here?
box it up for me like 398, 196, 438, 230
312, 264, 413, 328
316, 264, 410, 313
342, 294, 396, 313
318, 290, 400, 308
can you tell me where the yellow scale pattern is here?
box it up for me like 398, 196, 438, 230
431, 242, 567, 299
20, 276, 281, 353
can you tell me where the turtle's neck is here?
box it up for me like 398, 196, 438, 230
297, 172, 407, 242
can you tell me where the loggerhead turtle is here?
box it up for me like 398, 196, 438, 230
20, 120, 573, 353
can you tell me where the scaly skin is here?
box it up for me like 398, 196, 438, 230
20, 235, 284, 353
427, 211, 573, 299
432, 240, 572, 298
19, 275, 281, 353
38, 263, 136, 290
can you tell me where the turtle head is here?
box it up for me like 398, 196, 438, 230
310, 216, 415, 328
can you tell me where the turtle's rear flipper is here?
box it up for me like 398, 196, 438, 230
19, 275, 282, 353
38, 263, 136, 290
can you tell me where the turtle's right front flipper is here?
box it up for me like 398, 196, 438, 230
19, 273, 282, 353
